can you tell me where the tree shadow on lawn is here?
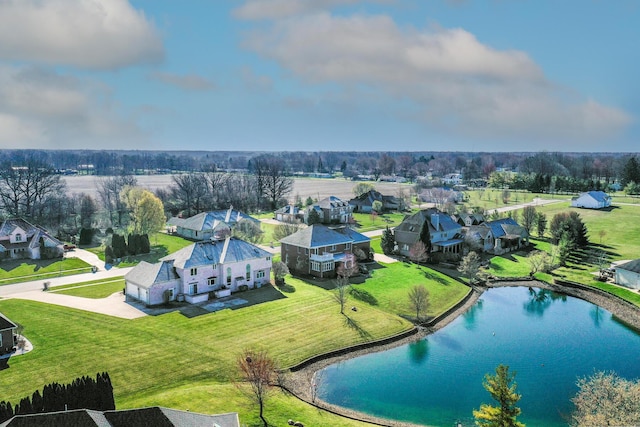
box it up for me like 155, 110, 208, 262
344, 315, 373, 339
0, 258, 60, 274
420, 268, 450, 285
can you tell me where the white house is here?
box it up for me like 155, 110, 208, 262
615, 259, 640, 290
125, 237, 272, 306
0, 218, 63, 261
167, 207, 259, 241
571, 191, 612, 209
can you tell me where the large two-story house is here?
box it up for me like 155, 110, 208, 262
167, 207, 259, 241
280, 224, 370, 278
304, 196, 353, 225
394, 209, 463, 258
348, 190, 400, 213
125, 237, 272, 306
0, 218, 63, 261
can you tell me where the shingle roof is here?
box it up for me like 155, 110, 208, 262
161, 238, 271, 269
485, 218, 526, 238
168, 209, 258, 231
0, 407, 240, 427
0, 218, 62, 247
124, 261, 179, 289
587, 191, 611, 203
280, 224, 368, 248
0, 312, 17, 332
317, 196, 349, 209
617, 259, 640, 274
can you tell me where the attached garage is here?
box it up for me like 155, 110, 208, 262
125, 261, 180, 306
615, 259, 640, 290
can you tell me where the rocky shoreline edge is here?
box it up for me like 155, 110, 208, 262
282, 280, 640, 427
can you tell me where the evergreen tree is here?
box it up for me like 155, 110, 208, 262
621, 156, 640, 186
111, 234, 127, 258
473, 364, 525, 427
0, 401, 13, 424
307, 208, 321, 225
104, 245, 115, 265
381, 226, 395, 255
535, 212, 547, 238
140, 234, 151, 254
419, 215, 432, 253
31, 390, 43, 413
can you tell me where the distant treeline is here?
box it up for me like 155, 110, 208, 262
0, 372, 115, 423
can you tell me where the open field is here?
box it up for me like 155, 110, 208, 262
63, 175, 413, 204
50, 277, 125, 299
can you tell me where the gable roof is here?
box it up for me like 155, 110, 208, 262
585, 191, 610, 203
617, 259, 640, 274
485, 218, 527, 239
0, 218, 62, 247
317, 196, 349, 209
161, 238, 271, 269
168, 209, 258, 231
0, 312, 17, 332
280, 224, 368, 248
125, 261, 179, 289
0, 407, 240, 427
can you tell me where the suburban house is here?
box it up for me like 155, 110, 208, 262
349, 190, 400, 213
0, 218, 63, 261
615, 259, 640, 289
454, 213, 485, 227
467, 218, 529, 255
280, 224, 370, 278
571, 191, 612, 209
274, 205, 304, 223
0, 313, 17, 356
125, 237, 272, 306
0, 407, 240, 427
167, 207, 259, 240
442, 173, 463, 185
394, 209, 463, 258
304, 196, 353, 225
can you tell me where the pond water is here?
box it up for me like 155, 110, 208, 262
318, 286, 640, 427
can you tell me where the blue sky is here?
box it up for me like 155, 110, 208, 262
0, 0, 637, 152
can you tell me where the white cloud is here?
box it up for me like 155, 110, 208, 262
243, 12, 631, 142
149, 72, 216, 91
234, 0, 390, 20
0, 0, 163, 69
0, 66, 145, 148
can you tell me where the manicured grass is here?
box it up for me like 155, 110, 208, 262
51, 278, 125, 299
0, 275, 413, 426
85, 233, 194, 267
355, 262, 471, 320
0, 258, 92, 285
352, 212, 406, 232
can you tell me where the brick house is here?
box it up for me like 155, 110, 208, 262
280, 224, 370, 278
304, 196, 353, 225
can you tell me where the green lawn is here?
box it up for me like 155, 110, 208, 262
352, 212, 406, 232
51, 277, 125, 299
85, 233, 194, 267
0, 274, 416, 426
0, 257, 92, 285
355, 262, 471, 320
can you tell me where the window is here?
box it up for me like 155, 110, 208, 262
246, 264, 251, 280
322, 262, 333, 272
15, 234, 22, 242
227, 267, 232, 285
331, 244, 336, 251
208, 277, 217, 286
402, 244, 409, 251
256, 270, 265, 279
168, 288, 174, 299
311, 261, 320, 271
346, 242, 351, 250
305, 248, 309, 255
266, 257, 271, 261
190, 268, 197, 276
189, 283, 198, 295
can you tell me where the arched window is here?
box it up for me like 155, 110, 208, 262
226, 267, 232, 286
246, 264, 251, 281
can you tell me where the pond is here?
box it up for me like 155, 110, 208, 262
317, 286, 640, 426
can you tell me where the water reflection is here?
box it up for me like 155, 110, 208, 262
463, 299, 483, 330
408, 339, 429, 365
523, 288, 566, 317
590, 306, 604, 328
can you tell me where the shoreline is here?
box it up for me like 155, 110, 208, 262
283, 280, 640, 427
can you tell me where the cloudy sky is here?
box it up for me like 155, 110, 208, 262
0, 0, 637, 152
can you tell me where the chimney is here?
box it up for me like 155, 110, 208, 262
431, 213, 440, 230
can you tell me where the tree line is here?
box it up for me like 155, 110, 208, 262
0, 372, 115, 423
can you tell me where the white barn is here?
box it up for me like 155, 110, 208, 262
571, 191, 612, 209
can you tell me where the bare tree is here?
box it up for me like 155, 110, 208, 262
409, 241, 429, 264
333, 276, 350, 315
408, 285, 429, 322
272, 219, 302, 242
169, 172, 209, 217
272, 261, 290, 285
236, 348, 278, 427
96, 175, 137, 228
252, 155, 294, 210
527, 250, 552, 275
79, 194, 98, 229
521, 206, 537, 233
458, 251, 482, 283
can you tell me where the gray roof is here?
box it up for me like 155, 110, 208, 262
0, 312, 17, 332
280, 224, 368, 248
161, 238, 271, 269
396, 209, 461, 234
317, 196, 349, 209
617, 259, 640, 274
586, 191, 611, 203
125, 261, 179, 289
485, 218, 525, 239
168, 209, 258, 231
0, 407, 240, 427
0, 218, 62, 247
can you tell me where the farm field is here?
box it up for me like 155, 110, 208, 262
63, 175, 412, 204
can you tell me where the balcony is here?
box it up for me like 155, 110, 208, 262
310, 252, 334, 262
